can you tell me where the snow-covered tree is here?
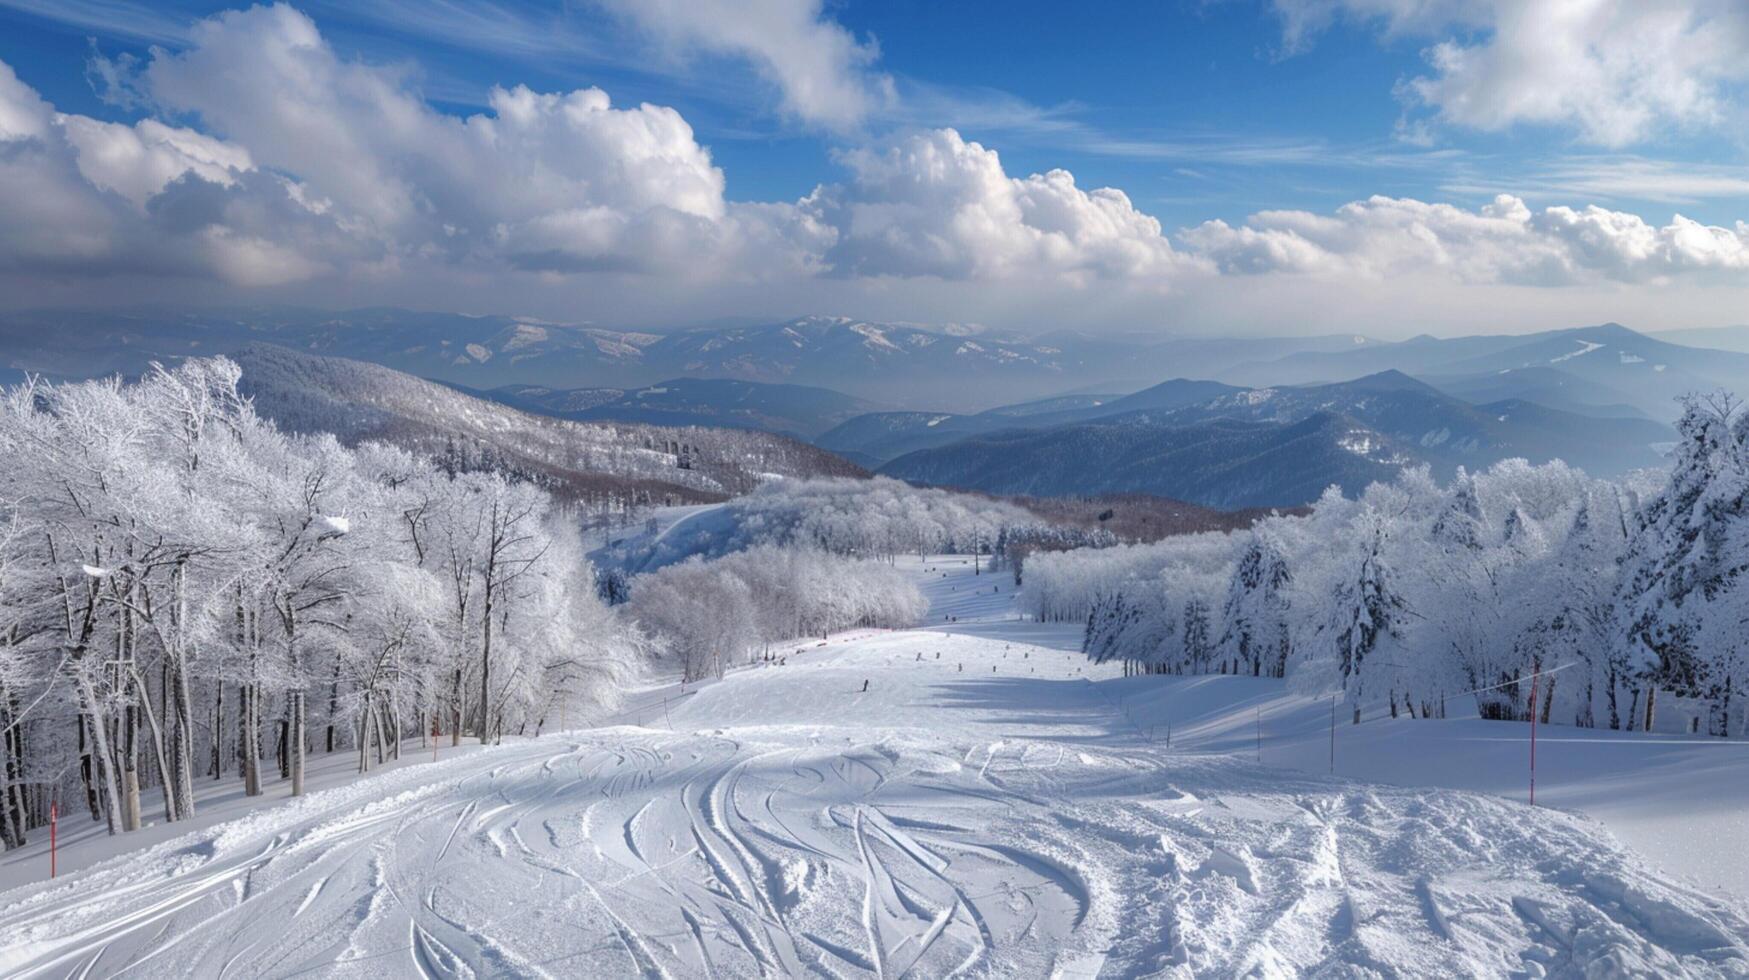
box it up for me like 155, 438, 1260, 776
0, 358, 644, 849
1217, 531, 1291, 677
1616, 394, 1749, 735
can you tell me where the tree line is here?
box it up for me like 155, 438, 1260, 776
1024, 395, 1749, 736
0, 359, 640, 850
627, 545, 928, 682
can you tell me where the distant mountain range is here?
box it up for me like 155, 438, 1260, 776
0, 307, 1379, 412
460, 377, 884, 441
229, 345, 865, 506
0, 308, 1734, 510
1225, 322, 1749, 422
2, 308, 1734, 424
816, 378, 1241, 463
875, 370, 1673, 508
884, 412, 1406, 510
1651, 325, 1749, 354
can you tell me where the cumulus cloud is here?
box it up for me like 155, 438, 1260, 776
3, 7, 1201, 295
59, 117, 253, 208
1182, 193, 1749, 284
0, 57, 356, 284
805, 128, 1200, 283
139, 5, 759, 273
1275, 0, 1749, 146
597, 0, 893, 130
0, 2, 1746, 317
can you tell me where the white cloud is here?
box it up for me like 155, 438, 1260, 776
58, 117, 253, 208
1182, 193, 1749, 283
142, 6, 730, 246
596, 0, 893, 130
806, 128, 1201, 283
1273, 0, 1490, 52
1441, 157, 1749, 205
1275, 0, 1749, 146
1, 2, 1747, 326
0, 57, 351, 283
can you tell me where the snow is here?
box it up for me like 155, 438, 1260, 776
2, 558, 1745, 976
850, 322, 901, 352
501, 324, 549, 349
1338, 433, 1381, 455
1550, 340, 1605, 363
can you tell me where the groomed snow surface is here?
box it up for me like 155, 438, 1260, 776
3, 557, 1748, 977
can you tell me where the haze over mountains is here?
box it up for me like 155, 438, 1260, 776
1, 307, 1733, 508
462, 377, 884, 441
229, 344, 865, 508
874, 371, 1674, 508
0, 307, 1375, 412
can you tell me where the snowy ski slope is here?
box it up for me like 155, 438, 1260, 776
1, 559, 1746, 976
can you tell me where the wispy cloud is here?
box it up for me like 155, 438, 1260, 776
0, 0, 192, 44
1442, 156, 1749, 206
307, 0, 605, 60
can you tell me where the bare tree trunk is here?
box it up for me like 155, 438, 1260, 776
211, 683, 224, 780
287, 606, 305, 797
130, 667, 177, 823
326, 662, 340, 753
389, 695, 402, 762
451, 667, 463, 748
374, 707, 387, 766
80, 715, 100, 819
76, 675, 124, 835
121, 701, 141, 832
0, 694, 25, 849
168, 560, 196, 817
480, 579, 494, 743
242, 684, 262, 797
1606, 666, 1620, 730
358, 691, 374, 774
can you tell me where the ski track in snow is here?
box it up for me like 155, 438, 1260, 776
2, 558, 1748, 977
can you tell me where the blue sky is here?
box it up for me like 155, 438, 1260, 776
0, 0, 1746, 336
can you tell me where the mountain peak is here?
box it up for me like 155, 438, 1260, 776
1573, 322, 1642, 341
1334, 369, 1438, 393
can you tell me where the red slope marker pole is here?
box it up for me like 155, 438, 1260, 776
50, 799, 57, 878
1528, 667, 1540, 806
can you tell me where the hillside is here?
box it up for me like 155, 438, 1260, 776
1226, 323, 1747, 421
1420, 365, 1654, 419
231, 345, 866, 506
1150, 370, 1672, 476
818, 378, 1242, 463
869, 370, 1670, 507
882, 411, 1407, 509
474, 376, 884, 440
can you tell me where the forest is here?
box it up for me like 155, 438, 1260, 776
0, 359, 643, 850
1026, 395, 1748, 737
